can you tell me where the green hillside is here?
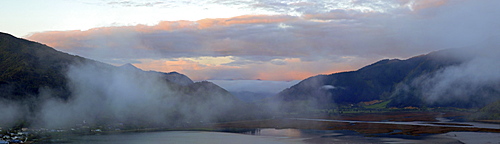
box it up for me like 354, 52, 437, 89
469, 100, 500, 121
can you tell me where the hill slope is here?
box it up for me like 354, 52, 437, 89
276, 48, 500, 108
0, 32, 92, 100
0, 32, 256, 128
0, 32, 206, 101
469, 100, 500, 121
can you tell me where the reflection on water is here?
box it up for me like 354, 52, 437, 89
292, 118, 500, 129
43, 127, 496, 144
258, 129, 303, 138
46, 131, 307, 144
240, 129, 305, 138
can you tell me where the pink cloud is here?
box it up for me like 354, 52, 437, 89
134, 59, 242, 81
410, 0, 450, 11
196, 15, 296, 29
27, 14, 297, 51
24, 0, 500, 81
133, 58, 358, 81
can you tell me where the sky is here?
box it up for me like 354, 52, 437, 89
1, 0, 499, 82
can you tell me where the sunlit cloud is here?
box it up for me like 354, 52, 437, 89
183, 56, 235, 66
25, 0, 500, 81
132, 57, 362, 81
407, 0, 450, 11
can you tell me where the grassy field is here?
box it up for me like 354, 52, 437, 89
363, 100, 391, 109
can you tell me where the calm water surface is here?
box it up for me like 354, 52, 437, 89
49, 130, 306, 144
42, 117, 500, 143
44, 128, 476, 144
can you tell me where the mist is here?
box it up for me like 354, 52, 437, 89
0, 100, 24, 128
395, 45, 500, 107
32, 62, 239, 129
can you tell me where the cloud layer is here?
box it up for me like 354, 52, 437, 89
27, 0, 500, 81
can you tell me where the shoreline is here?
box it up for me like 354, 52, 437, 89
31, 111, 500, 143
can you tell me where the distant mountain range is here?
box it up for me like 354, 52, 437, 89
276, 48, 500, 108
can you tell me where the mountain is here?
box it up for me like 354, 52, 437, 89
468, 100, 500, 121
0, 32, 256, 127
119, 63, 143, 71
0, 32, 208, 101
0, 32, 92, 100
275, 48, 500, 108
156, 71, 194, 86
120, 63, 194, 86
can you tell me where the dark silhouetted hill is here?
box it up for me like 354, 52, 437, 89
276, 49, 499, 108
0, 32, 91, 100
120, 63, 194, 85
0, 32, 261, 126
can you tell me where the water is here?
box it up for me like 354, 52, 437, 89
45, 131, 306, 144
43, 128, 470, 144
38, 117, 500, 143
291, 118, 500, 129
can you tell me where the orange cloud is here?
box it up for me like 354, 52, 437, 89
256, 70, 316, 81
27, 26, 137, 49
131, 55, 367, 81
196, 15, 296, 29
410, 0, 450, 11
27, 14, 297, 49
134, 58, 242, 81
27, 30, 89, 49
134, 59, 205, 72
248, 58, 356, 81
140, 15, 296, 31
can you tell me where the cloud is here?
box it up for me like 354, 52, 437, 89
97, 0, 405, 14
133, 57, 360, 81
106, 1, 164, 7
26, 0, 500, 81
302, 10, 378, 20
208, 79, 301, 93
407, 0, 450, 11
394, 46, 500, 107
247, 0, 402, 14
270, 59, 287, 65
196, 15, 297, 29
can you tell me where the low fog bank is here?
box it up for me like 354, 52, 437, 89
393, 45, 500, 107
40, 62, 250, 128
208, 79, 331, 115
208, 80, 300, 102
1, 62, 269, 129
208, 80, 301, 94
0, 100, 24, 128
